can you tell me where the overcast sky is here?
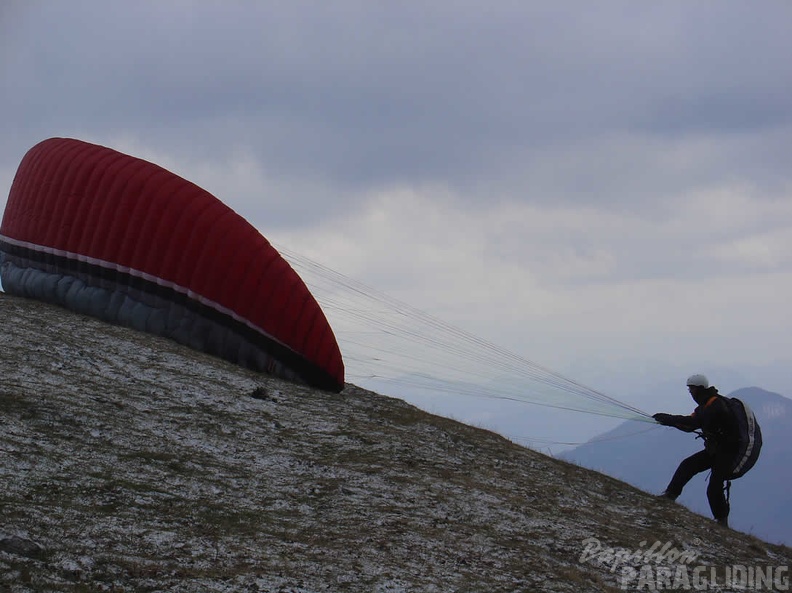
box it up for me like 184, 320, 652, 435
2, 2, 791, 447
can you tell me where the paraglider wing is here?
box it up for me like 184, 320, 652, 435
0, 137, 344, 392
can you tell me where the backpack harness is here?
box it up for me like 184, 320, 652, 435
694, 397, 763, 502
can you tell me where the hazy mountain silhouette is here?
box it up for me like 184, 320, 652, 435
562, 387, 792, 545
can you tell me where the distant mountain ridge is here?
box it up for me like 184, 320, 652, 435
562, 386, 792, 546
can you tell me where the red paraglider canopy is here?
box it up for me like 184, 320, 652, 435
0, 138, 344, 391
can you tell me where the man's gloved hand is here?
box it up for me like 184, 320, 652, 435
653, 413, 674, 426
653, 413, 675, 426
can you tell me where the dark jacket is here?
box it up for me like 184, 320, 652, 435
655, 388, 740, 457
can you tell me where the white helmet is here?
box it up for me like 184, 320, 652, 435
686, 374, 709, 388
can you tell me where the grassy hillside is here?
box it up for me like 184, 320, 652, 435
0, 294, 789, 592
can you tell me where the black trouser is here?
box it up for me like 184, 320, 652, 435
665, 449, 732, 520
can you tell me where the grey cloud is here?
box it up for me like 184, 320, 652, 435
2, 1, 791, 218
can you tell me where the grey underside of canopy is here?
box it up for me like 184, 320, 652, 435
0, 254, 303, 384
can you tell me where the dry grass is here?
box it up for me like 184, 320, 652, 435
0, 293, 790, 592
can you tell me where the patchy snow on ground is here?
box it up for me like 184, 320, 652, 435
0, 294, 789, 592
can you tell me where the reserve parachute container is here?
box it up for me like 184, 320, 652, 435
0, 137, 344, 392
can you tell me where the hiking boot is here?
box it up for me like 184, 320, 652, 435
659, 490, 677, 501
716, 516, 729, 528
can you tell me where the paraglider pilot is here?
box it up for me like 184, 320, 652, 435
652, 374, 739, 528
